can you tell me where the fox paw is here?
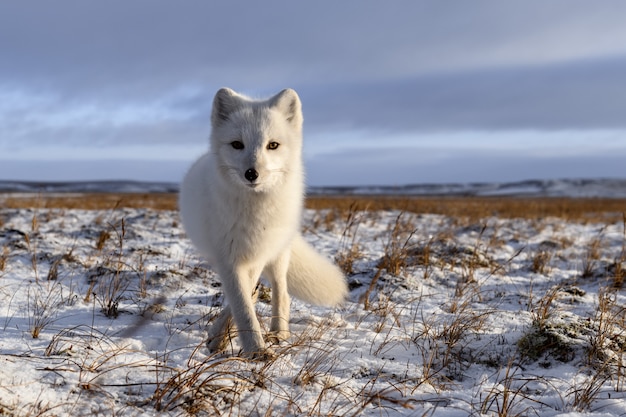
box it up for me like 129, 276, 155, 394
266, 330, 290, 345
242, 346, 277, 362
206, 334, 228, 353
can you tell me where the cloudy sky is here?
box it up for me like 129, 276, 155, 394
1, 1, 625, 186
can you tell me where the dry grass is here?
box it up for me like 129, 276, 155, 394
1, 193, 178, 210
2, 192, 626, 222
308, 196, 626, 223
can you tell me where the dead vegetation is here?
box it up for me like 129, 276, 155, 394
307, 195, 626, 223
2, 192, 626, 222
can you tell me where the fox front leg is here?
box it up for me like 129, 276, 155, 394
217, 263, 266, 356
206, 287, 262, 353
264, 251, 291, 342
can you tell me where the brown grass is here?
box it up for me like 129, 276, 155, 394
307, 196, 626, 222
2, 193, 625, 222
1, 193, 178, 210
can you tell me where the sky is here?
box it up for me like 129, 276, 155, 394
1, 1, 626, 186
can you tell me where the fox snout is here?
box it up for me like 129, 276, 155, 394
245, 168, 259, 183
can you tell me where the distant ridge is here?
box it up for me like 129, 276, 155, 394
0, 180, 178, 194
1, 178, 626, 198
307, 178, 626, 198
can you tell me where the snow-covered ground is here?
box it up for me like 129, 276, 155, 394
0, 206, 625, 416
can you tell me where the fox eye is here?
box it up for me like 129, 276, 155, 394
230, 141, 244, 150
267, 141, 280, 150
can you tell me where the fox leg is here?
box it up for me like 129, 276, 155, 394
206, 286, 262, 352
264, 250, 291, 342
217, 263, 266, 355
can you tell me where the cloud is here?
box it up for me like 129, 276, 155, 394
4, 54, 626, 153
306, 145, 626, 186
0, 159, 190, 182
1, 1, 626, 183
2, 127, 625, 184
3, 2, 626, 94
301, 55, 626, 133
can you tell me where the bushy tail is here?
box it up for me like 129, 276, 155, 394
287, 234, 348, 306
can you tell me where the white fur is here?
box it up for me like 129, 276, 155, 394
179, 88, 347, 356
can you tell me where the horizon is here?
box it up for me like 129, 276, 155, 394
2, 176, 626, 186
3, 177, 626, 200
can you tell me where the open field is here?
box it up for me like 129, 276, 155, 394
0, 193, 625, 416
2, 192, 626, 222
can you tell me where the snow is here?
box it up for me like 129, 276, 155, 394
0, 206, 625, 416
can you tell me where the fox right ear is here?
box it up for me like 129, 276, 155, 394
211, 88, 243, 127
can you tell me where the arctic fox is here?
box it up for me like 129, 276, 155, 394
179, 88, 348, 356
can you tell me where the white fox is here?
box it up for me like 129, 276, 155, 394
179, 88, 347, 357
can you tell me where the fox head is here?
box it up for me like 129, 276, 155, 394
209, 88, 303, 192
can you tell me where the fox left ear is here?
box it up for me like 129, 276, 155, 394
270, 89, 302, 127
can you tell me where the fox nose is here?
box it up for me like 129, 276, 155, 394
245, 168, 259, 182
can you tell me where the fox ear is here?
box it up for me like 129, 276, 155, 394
211, 88, 243, 127
270, 88, 302, 127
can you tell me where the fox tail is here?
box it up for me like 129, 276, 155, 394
286, 234, 348, 306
